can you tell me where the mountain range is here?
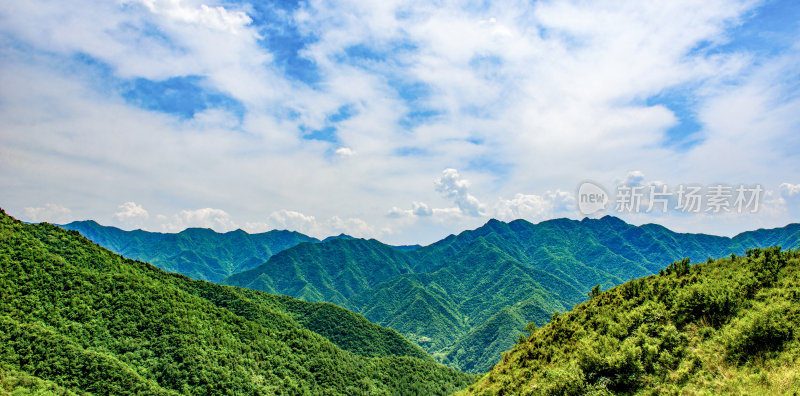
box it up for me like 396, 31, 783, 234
0, 209, 473, 394
59, 220, 318, 283
60, 216, 800, 373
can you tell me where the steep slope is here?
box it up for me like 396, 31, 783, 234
225, 216, 800, 374
0, 209, 473, 394
225, 238, 417, 307
441, 305, 529, 374
60, 220, 318, 283
463, 247, 800, 394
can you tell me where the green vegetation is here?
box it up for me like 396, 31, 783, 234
0, 209, 474, 394
462, 247, 800, 395
60, 220, 318, 283
1, 365, 76, 395
225, 216, 800, 373
57, 216, 800, 374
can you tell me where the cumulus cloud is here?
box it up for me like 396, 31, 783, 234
780, 183, 800, 196
386, 206, 407, 219
335, 147, 355, 158
266, 209, 318, 233
23, 203, 72, 223
243, 209, 379, 239
494, 191, 576, 221
327, 215, 375, 238
610, 171, 676, 214
622, 171, 647, 187
162, 208, 237, 232
494, 194, 549, 220
435, 168, 485, 217
412, 201, 433, 217
130, 0, 252, 33
113, 201, 149, 223
387, 201, 433, 218
1, 0, 798, 245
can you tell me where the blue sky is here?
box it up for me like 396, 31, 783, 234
1, 0, 799, 244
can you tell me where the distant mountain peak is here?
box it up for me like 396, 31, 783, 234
64, 219, 103, 228
322, 233, 355, 243
57, 220, 319, 283
578, 214, 628, 228
484, 218, 506, 226
180, 227, 220, 236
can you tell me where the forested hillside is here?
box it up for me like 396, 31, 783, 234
226, 216, 800, 373
462, 247, 800, 394
60, 220, 319, 283
0, 209, 474, 394
58, 216, 800, 374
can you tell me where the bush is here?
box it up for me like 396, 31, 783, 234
673, 281, 737, 328
540, 365, 586, 396
725, 304, 794, 364
664, 258, 691, 277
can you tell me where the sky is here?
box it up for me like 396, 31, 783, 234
1, 0, 799, 245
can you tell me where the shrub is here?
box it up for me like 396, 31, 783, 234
540, 365, 586, 396
664, 258, 691, 277
673, 282, 737, 328
725, 304, 794, 364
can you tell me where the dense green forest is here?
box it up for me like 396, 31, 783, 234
0, 209, 474, 394
62, 217, 800, 374
461, 247, 800, 395
60, 220, 320, 283
225, 217, 800, 373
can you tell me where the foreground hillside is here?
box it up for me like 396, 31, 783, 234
0, 209, 473, 394
462, 247, 800, 395
226, 217, 800, 373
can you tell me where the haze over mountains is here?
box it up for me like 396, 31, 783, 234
61, 216, 800, 373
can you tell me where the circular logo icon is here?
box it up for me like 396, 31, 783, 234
577, 181, 608, 215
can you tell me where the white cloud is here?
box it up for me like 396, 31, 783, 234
247, 209, 379, 239
780, 183, 800, 196
266, 209, 318, 233
494, 194, 549, 221
386, 206, 408, 219
622, 171, 647, 187
327, 215, 375, 238
494, 190, 576, 222
435, 168, 485, 217
130, 0, 252, 33
113, 201, 149, 223
387, 201, 432, 218
162, 208, 237, 232
412, 201, 433, 217
1, 0, 798, 245
22, 203, 72, 223
335, 147, 355, 158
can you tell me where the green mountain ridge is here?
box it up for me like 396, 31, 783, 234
1, 209, 474, 394
462, 247, 800, 394
60, 220, 320, 283
225, 216, 800, 374
59, 216, 800, 374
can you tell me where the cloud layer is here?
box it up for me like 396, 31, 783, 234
1, 0, 799, 243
